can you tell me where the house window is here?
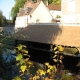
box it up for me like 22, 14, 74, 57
26, 6, 32, 14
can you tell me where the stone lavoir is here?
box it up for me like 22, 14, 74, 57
12, 24, 80, 72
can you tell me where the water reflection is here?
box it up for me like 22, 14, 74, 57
2, 49, 19, 78
2, 49, 15, 63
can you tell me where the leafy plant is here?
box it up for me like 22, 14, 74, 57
56, 15, 61, 18
12, 76, 21, 80
13, 44, 33, 79
35, 62, 57, 79
44, 62, 57, 73
52, 45, 64, 68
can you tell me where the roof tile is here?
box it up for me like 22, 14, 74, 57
48, 4, 61, 11
13, 24, 80, 47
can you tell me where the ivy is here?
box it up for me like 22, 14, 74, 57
20, 65, 27, 73
13, 44, 33, 80
16, 54, 23, 61
12, 76, 21, 80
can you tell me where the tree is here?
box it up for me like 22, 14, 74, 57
11, 0, 27, 23
0, 10, 6, 26
48, 0, 53, 4
2, 16, 6, 24
0, 10, 3, 26
52, 0, 61, 5
32, 0, 53, 4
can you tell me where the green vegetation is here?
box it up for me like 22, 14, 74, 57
0, 10, 7, 26
0, 31, 80, 79
52, 0, 61, 5
12, 44, 33, 79
63, 47, 78, 55
56, 15, 61, 18
12, 45, 80, 80
11, 0, 27, 23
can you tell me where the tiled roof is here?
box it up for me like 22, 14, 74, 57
13, 24, 80, 47
48, 4, 61, 11
18, 0, 40, 16
29, 2, 40, 14
13, 24, 61, 44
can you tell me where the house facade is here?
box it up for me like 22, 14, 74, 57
61, 0, 80, 24
15, 15, 30, 28
15, 0, 53, 28
29, 1, 52, 23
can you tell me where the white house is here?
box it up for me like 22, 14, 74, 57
61, 0, 80, 25
15, 0, 53, 28
48, 4, 61, 21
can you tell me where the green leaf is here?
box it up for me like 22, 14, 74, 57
22, 50, 28, 54
44, 62, 49, 66
12, 76, 21, 80
53, 59, 58, 62
20, 59, 25, 65
22, 45, 27, 48
47, 69, 51, 73
54, 47, 58, 51
53, 55, 57, 58
16, 45, 22, 51
54, 51, 59, 54
20, 65, 26, 72
16, 54, 23, 61
27, 61, 33, 65
26, 55, 30, 57
58, 45, 64, 51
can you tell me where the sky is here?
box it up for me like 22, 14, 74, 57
0, 0, 15, 20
